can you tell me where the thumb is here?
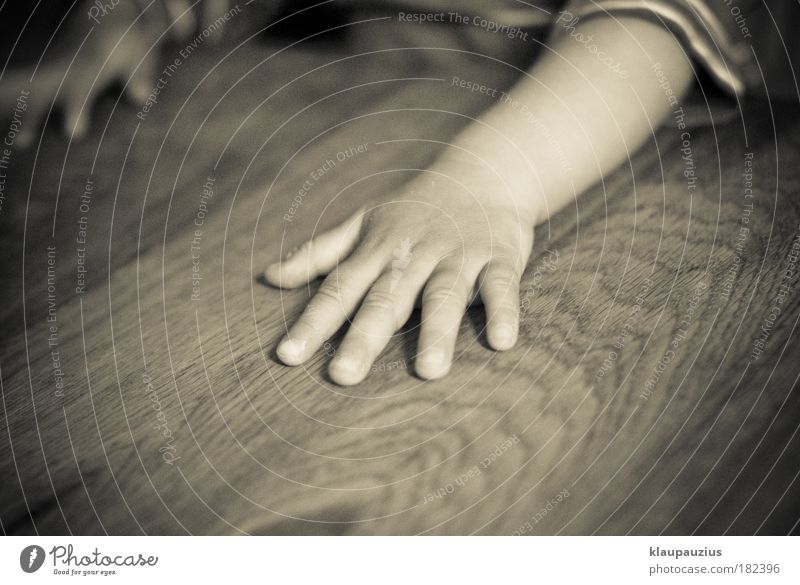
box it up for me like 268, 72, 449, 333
264, 209, 365, 289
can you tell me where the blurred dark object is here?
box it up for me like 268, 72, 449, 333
0, 0, 74, 68
749, 1, 800, 101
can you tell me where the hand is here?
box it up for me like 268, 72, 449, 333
0, 0, 195, 147
264, 167, 536, 385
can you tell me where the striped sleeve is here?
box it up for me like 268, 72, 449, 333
562, 0, 760, 96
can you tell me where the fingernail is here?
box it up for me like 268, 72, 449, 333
332, 355, 363, 373
264, 263, 281, 282
277, 338, 306, 365
330, 355, 368, 385
492, 324, 517, 349
420, 347, 444, 365
330, 356, 367, 384
417, 348, 448, 378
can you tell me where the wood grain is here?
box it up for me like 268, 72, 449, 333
1, 39, 799, 535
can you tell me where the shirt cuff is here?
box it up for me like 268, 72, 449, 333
562, 0, 756, 96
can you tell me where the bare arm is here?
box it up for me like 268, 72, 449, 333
435, 15, 695, 225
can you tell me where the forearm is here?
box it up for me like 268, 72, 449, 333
436, 15, 694, 225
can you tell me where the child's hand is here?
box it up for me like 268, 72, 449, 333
265, 167, 536, 385
1, 0, 194, 147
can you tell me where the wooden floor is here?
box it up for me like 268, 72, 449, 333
1, 39, 799, 535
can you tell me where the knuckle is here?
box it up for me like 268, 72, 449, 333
318, 264, 362, 302
314, 282, 343, 305
424, 283, 464, 307
354, 235, 390, 258
362, 289, 396, 313
491, 239, 520, 253
488, 241, 522, 263
484, 269, 519, 291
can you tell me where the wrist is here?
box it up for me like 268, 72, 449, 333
430, 131, 544, 226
